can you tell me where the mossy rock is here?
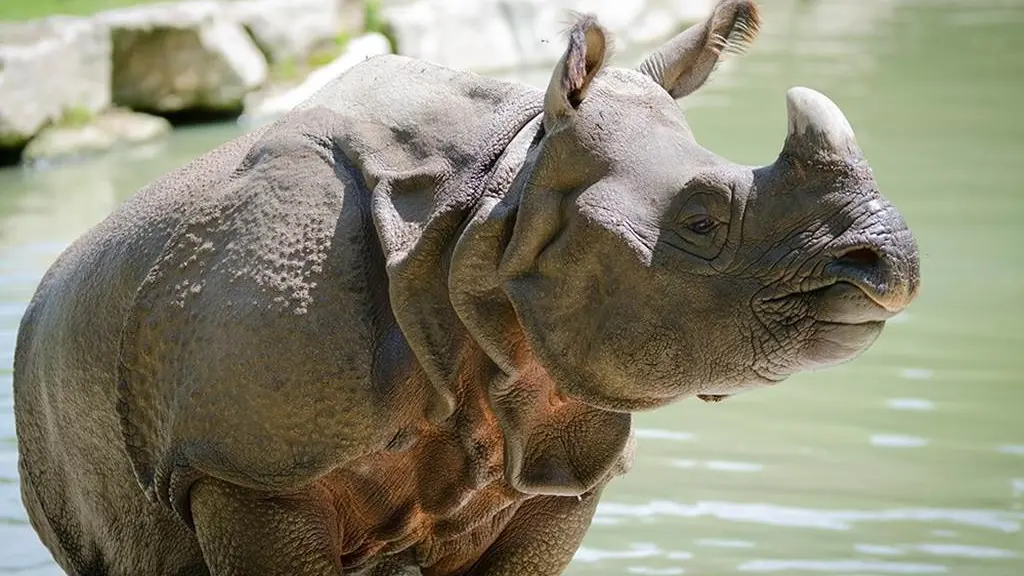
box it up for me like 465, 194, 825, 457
22, 109, 172, 166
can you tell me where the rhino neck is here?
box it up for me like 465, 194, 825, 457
335, 61, 546, 425
448, 125, 635, 497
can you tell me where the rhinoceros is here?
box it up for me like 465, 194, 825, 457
13, 1, 920, 574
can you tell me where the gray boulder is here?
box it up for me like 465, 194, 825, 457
99, 1, 268, 114
230, 0, 349, 65
0, 16, 111, 148
240, 32, 393, 126
382, 0, 715, 74
22, 109, 172, 166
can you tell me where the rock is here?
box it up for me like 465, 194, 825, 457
240, 33, 393, 127
95, 109, 174, 144
337, 0, 368, 36
381, 0, 557, 74
21, 125, 119, 166
625, 0, 712, 47
98, 1, 269, 114
231, 0, 350, 65
381, 0, 713, 75
22, 109, 172, 166
0, 16, 111, 149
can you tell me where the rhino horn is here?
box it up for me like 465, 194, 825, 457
782, 86, 864, 162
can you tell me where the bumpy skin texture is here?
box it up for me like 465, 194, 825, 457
13, 1, 920, 575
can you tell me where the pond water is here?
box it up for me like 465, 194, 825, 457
2, 0, 1023, 574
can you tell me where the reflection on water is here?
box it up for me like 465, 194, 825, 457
870, 434, 931, 448
633, 429, 696, 442
736, 559, 948, 573
1, 0, 1023, 574
899, 368, 935, 381
669, 460, 765, 473
574, 544, 664, 564
694, 540, 756, 549
594, 501, 1024, 532
885, 398, 935, 411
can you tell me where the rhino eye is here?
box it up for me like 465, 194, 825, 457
685, 216, 718, 235
663, 190, 729, 261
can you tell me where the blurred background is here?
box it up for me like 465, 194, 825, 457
1, 0, 1022, 574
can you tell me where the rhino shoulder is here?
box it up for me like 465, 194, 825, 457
116, 108, 426, 517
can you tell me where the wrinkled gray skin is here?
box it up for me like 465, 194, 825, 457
13, 1, 920, 575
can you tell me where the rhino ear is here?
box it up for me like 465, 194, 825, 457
543, 14, 608, 132
637, 0, 760, 99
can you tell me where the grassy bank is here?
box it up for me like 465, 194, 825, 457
0, 1, 168, 21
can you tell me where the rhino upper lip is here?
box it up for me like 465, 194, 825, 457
809, 281, 898, 325
759, 278, 897, 326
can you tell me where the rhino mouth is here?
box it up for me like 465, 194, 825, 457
781, 282, 893, 363
760, 276, 900, 327
810, 282, 899, 325
737, 280, 896, 395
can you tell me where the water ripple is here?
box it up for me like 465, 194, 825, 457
899, 368, 934, 380
913, 543, 1019, 559
736, 559, 948, 573
634, 429, 695, 442
574, 543, 662, 563
885, 398, 935, 411
0, 525, 60, 571
855, 542, 1019, 559
595, 501, 1024, 533
0, 304, 27, 320
856, 544, 906, 556
695, 539, 756, 549
670, 460, 764, 473
870, 435, 930, 448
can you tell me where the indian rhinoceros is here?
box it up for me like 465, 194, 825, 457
13, 1, 920, 574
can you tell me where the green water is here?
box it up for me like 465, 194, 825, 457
2, 0, 1022, 574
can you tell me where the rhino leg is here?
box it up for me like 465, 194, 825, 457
190, 478, 341, 576
461, 485, 603, 576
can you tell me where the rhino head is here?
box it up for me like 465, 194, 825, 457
450, 0, 919, 493
466, 0, 917, 407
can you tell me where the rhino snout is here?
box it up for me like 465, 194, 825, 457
823, 203, 921, 318
828, 239, 919, 315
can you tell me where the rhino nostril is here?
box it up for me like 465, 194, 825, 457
836, 247, 881, 269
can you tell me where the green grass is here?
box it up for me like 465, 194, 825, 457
307, 31, 352, 67
268, 32, 351, 85
0, 0, 170, 20
268, 57, 302, 83
363, 0, 386, 35
56, 105, 96, 128
364, 0, 398, 53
